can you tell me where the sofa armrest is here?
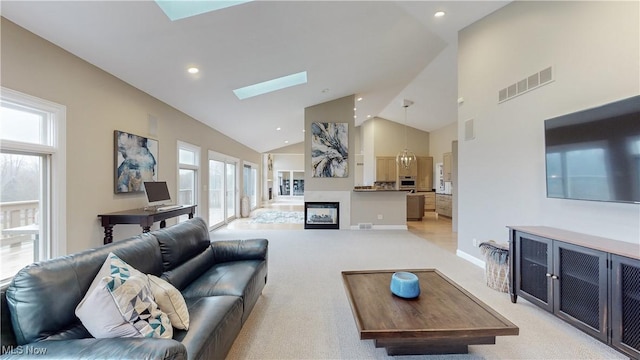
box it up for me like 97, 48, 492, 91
0, 338, 187, 360
211, 239, 268, 263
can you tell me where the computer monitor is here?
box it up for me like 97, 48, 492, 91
143, 181, 172, 207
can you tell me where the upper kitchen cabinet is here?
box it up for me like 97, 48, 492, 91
443, 152, 452, 182
375, 156, 397, 182
416, 156, 433, 191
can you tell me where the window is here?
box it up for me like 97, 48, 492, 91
0, 88, 66, 283
177, 141, 199, 222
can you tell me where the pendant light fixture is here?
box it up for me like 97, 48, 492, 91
396, 99, 416, 170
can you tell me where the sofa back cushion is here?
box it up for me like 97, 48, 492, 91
5, 233, 162, 345
153, 217, 211, 272
161, 247, 214, 291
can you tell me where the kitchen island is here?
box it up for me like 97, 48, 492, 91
351, 188, 409, 229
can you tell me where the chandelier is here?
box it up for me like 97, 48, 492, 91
396, 100, 416, 170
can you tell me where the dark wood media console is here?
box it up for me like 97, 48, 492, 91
508, 226, 640, 359
98, 205, 196, 244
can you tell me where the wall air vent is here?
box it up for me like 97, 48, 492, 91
498, 66, 554, 104
464, 119, 475, 141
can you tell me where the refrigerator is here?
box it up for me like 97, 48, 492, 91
435, 162, 451, 194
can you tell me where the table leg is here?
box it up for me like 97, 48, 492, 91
142, 226, 151, 233
160, 220, 166, 228
188, 212, 194, 219
103, 225, 114, 245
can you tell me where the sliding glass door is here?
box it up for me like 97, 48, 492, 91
208, 152, 238, 229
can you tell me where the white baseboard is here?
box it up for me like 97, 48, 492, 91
349, 225, 408, 230
456, 249, 485, 269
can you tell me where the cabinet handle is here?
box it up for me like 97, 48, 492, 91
546, 273, 552, 277
551, 275, 559, 280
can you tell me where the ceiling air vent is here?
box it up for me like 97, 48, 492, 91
498, 66, 554, 104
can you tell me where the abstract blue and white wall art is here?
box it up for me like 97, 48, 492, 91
311, 122, 348, 178
114, 130, 158, 193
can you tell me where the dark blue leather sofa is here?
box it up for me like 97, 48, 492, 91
0, 217, 268, 359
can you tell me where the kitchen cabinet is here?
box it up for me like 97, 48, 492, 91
443, 152, 452, 182
397, 159, 417, 178
508, 226, 640, 358
406, 194, 425, 221
416, 156, 433, 191
423, 192, 435, 211
375, 157, 397, 182
435, 194, 451, 217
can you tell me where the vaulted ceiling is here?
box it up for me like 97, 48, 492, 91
2, 1, 509, 153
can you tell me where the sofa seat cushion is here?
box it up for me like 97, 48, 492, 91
173, 296, 243, 360
180, 260, 264, 299
180, 260, 267, 323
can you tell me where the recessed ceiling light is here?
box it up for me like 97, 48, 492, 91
187, 67, 199, 74
276, 127, 281, 131
284, 140, 289, 144
233, 71, 307, 100
321, 88, 330, 93
367, 115, 372, 118
354, 115, 357, 119
357, 97, 363, 101
434, 11, 446, 17
354, 107, 357, 111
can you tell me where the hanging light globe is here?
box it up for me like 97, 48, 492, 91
396, 148, 417, 169
396, 100, 415, 169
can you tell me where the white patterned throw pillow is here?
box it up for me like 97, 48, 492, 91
75, 253, 173, 339
148, 274, 190, 330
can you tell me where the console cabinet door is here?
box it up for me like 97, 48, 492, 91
553, 242, 608, 342
515, 232, 553, 312
611, 254, 640, 359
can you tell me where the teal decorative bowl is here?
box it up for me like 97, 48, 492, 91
390, 271, 420, 299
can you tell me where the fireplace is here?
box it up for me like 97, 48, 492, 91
304, 202, 339, 229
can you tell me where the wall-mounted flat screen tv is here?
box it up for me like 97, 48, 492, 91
545, 95, 640, 204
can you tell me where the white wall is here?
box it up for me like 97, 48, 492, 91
1, 18, 262, 253
457, 1, 640, 261
429, 122, 457, 169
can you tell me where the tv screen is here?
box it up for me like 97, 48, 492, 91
143, 181, 171, 206
544, 95, 640, 204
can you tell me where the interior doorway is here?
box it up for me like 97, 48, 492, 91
277, 170, 304, 196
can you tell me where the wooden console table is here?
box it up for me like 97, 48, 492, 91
98, 205, 196, 244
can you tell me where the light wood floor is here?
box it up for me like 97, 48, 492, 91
225, 197, 458, 253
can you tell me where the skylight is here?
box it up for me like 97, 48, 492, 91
233, 71, 308, 100
155, 0, 252, 21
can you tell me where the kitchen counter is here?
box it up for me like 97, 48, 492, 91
353, 189, 410, 192
351, 190, 407, 229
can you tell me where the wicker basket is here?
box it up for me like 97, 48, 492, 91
479, 241, 509, 293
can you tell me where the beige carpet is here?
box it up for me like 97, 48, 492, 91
210, 228, 626, 360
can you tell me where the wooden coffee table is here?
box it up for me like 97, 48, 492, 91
341, 269, 519, 355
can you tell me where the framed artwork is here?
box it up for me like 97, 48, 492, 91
114, 130, 158, 193
311, 122, 348, 178
304, 202, 339, 229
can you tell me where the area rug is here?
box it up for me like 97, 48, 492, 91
249, 210, 304, 224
